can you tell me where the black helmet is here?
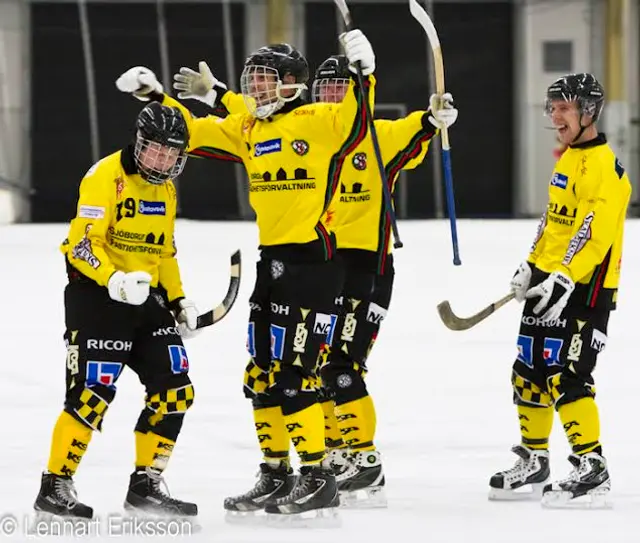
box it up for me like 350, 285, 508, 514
134, 102, 189, 184
545, 73, 605, 121
312, 55, 351, 104
314, 55, 350, 80
244, 43, 309, 84
240, 43, 309, 118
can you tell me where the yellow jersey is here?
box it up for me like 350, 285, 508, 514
61, 147, 185, 302
162, 77, 373, 257
218, 91, 435, 273
528, 133, 631, 309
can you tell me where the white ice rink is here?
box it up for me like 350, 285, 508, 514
2, 219, 640, 542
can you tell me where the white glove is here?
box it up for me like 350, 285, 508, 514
340, 29, 375, 76
525, 271, 575, 323
428, 93, 458, 129
175, 298, 200, 339
510, 261, 532, 303
107, 271, 152, 306
173, 61, 227, 108
115, 66, 163, 101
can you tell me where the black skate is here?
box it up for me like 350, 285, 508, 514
337, 450, 387, 508
224, 462, 296, 521
124, 467, 197, 516
325, 448, 351, 476
541, 452, 610, 508
489, 445, 550, 500
264, 465, 339, 521
33, 472, 93, 519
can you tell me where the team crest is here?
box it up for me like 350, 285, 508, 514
292, 140, 309, 156
352, 152, 367, 170
114, 177, 125, 200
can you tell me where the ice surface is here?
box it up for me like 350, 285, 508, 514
1, 219, 638, 542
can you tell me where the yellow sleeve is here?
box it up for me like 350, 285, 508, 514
556, 159, 631, 282
64, 162, 117, 286
375, 111, 437, 171
161, 94, 245, 163
221, 90, 249, 115
158, 182, 185, 302
527, 211, 548, 265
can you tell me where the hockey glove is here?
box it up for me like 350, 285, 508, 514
525, 271, 574, 323
115, 66, 163, 101
428, 93, 458, 129
340, 29, 375, 76
243, 360, 270, 398
172, 61, 227, 108
510, 261, 532, 303
107, 271, 151, 306
172, 298, 201, 339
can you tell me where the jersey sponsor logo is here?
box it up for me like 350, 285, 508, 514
87, 339, 133, 351
550, 172, 568, 189
270, 324, 286, 360
168, 345, 189, 373
254, 138, 282, 157
138, 200, 166, 215
591, 328, 607, 352
366, 303, 388, 324
72, 224, 101, 269
86, 361, 123, 387
78, 205, 105, 219
339, 182, 371, 203
562, 212, 593, 264
152, 326, 180, 337
313, 313, 333, 335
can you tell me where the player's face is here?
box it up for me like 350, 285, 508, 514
318, 80, 348, 103
248, 71, 279, 106
546, 99, 582, 145
138, 141, 181, 173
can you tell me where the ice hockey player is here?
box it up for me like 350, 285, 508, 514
489, 73, 631, 507
116, 29, 376, 518
33, 102, 201, 519
309, 54, 457, 506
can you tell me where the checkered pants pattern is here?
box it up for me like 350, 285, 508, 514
74, 387, 110, 431
147, 384, 195, 426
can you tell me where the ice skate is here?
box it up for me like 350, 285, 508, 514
124, 467, 198, 517
325, 448, 351, 476
337, 450, 387, 508
264, 464, 340, 527
541, 451, 611, 509
489, 445, 550, 500
33, 472, 94, 520
223, 462, 295, 524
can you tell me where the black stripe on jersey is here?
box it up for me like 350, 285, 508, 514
376, 123, 436, 273
189, 146, 242, 163
587, 248, 611, 308
615, 157, 625, 179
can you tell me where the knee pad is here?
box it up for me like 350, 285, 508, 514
511, 370, 551, 408
135, 377, 195, 441
548, 372, 596, 409
320, 359, 367, 405
65, 384, 115, 432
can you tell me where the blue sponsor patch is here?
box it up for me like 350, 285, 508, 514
270, 324, 286, 360
138, 200, 166, 215
254, 138, 282, 157
168, 345, 189, 373
550, 172, 568, 189
86, 361, 123, 388
247, 322, 256, 357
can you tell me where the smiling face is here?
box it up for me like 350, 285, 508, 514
545, 99, 598, 146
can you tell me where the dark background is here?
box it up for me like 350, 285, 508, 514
30, 1, 514, 223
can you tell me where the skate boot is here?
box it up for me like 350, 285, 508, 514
224, 462, 296, 520
124, 467, 197, 516
264, 464, 339, 520
325, 448, 351, 476
337, 450, 386, 508
33, 472, 93, 519
541, 451, 610, 508
489, 445, 550, 500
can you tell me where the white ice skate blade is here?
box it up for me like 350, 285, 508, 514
488, 482, 546, 501
265, 507, 342, 529
340, 486, 388, 509
224, 509, 268, 526
541, 487, 611, 509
